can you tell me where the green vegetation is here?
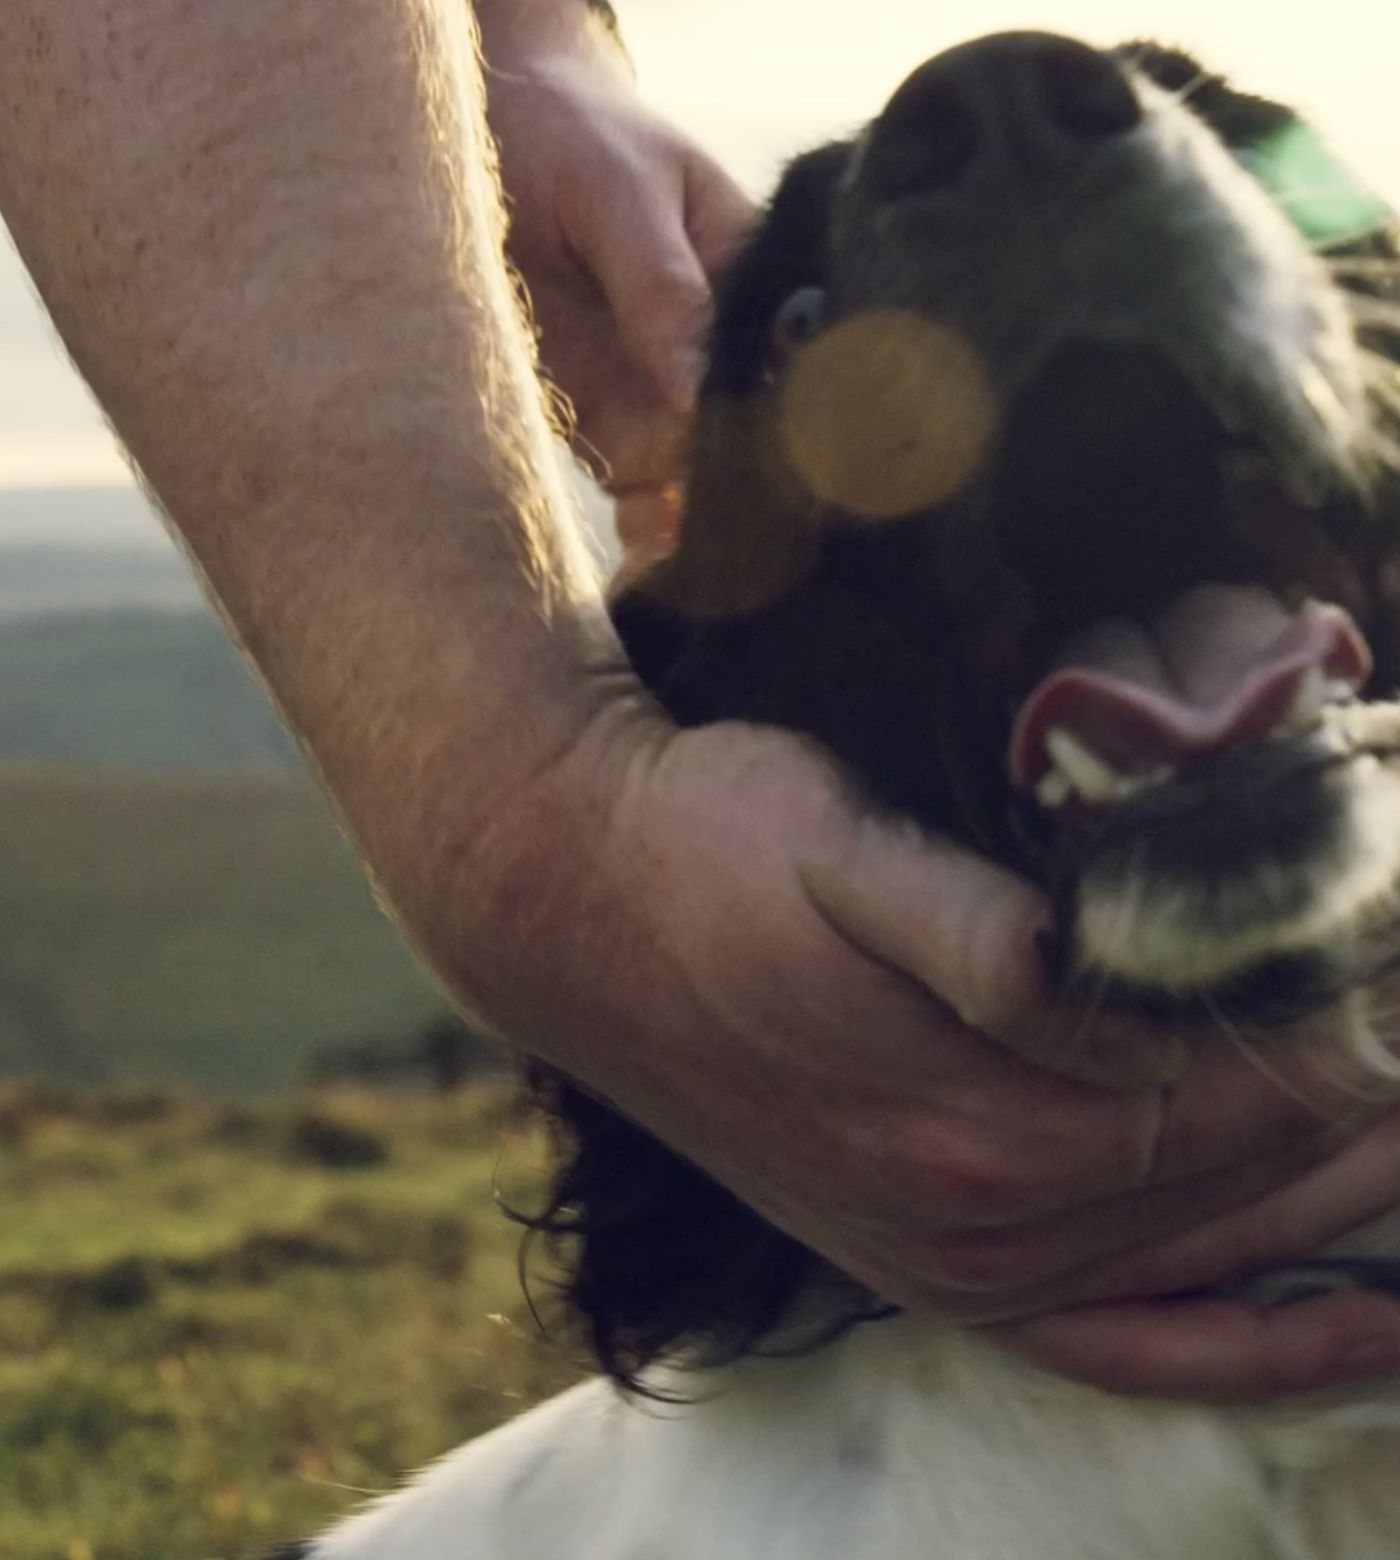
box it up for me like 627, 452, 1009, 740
0, 555, 579, 1553
0, 611, 297, 774
0, 549, 582, 1554
0, 1084, 581, 1560
0, 765, 445, 1093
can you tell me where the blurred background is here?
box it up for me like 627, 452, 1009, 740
0, 2, 1397, 1555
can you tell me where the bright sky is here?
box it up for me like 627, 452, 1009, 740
1, 0, 1397, 541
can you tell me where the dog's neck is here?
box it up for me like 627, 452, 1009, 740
628, 1302, 1400, 1560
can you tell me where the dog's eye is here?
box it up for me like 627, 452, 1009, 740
1239, 120, 1393, 249
765, 286, 828, 377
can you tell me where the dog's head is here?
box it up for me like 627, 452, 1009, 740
538, 34, 1400, 1386
618, 32, 1400, 1033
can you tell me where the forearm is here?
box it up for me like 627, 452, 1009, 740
0, 0, 629, 1013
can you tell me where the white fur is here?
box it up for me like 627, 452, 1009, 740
309, 1302, 1400, 1560
1077, 759, 1400, 993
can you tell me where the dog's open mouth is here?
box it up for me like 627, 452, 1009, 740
1012, 594, 1370, 811
977, 345, 1400, 1010
620, 34, 1400, 1027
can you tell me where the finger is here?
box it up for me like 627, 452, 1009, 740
994, 1290, 1400, 1399
892, 1132, 1330, 1302
564, 155, 714, 409
1146, 1028, 1400, 1186
801, 808, 1392, 1186
682, 147, 755, 280
1087, 1108, 1400, 1300
799, 812, 1188, 1089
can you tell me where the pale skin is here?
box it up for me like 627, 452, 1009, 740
3, 0, 1400, 1401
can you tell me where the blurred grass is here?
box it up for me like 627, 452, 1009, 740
0, 1083, 583, 1559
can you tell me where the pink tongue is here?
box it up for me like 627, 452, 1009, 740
1009, 586, 1372, 790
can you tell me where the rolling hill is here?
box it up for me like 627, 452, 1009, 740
0, 558, 528, 1096
0, 540, 200, 620
0, 764, 447, 1094
0, 609, 299, 772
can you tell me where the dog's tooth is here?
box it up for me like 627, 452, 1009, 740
1036, 769, 1074, 809
1044, 728, 1125, 802
1278, 666, 1327, 736
1321, 700, 1400, 754
1034, 739, 1176, 810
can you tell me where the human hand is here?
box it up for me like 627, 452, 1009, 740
477, 3, 753, 565
457, 709, 1400, 1401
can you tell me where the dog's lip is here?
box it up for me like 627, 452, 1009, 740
1008, 590, 1372, 793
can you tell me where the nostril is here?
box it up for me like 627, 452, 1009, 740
865, 70, 980, 200
1035, 39, 1141, 137
864, 35, 1142, 204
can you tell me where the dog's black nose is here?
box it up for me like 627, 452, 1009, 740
863, 33, 1141, 202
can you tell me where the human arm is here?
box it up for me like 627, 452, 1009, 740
2, 0, 1400, 1398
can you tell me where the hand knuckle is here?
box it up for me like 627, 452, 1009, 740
950, 917, 1040, 1038
923, 1126, 1040, 1224
927, 1229, 1028, 1293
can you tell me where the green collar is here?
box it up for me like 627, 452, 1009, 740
1243, 120, 1392, 248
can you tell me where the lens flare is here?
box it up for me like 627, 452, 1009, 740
779, 311, 998, 520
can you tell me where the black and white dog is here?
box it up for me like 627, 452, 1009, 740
278, 32, 1400, 1560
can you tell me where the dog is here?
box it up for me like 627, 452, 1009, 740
276, 31, 1400, 1560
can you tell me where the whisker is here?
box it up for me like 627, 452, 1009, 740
1327, 258, 1400, 278
300, 1478, 395, 1497
1374, 430, 1400, 473
1360, 355, 1400, 438
1201, 997, 1335, 1120
1056, 966, 1114, 1076
1347, 296, 1400, 332
1169, 69, 1213, 109
1339, 959, 1400, 1083
1362, 357, 1400, 400
1054, 853, 1154, 1076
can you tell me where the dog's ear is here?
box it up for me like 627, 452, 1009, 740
611, 138, 861, 637
613, 394, 822, 643
608, 394, 829, 726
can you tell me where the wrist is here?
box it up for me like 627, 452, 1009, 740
418, 679, 677, 1069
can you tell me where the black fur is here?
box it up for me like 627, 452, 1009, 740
524, 38, 1400, 1389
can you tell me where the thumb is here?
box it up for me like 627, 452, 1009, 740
801, 816, 1186, 1089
